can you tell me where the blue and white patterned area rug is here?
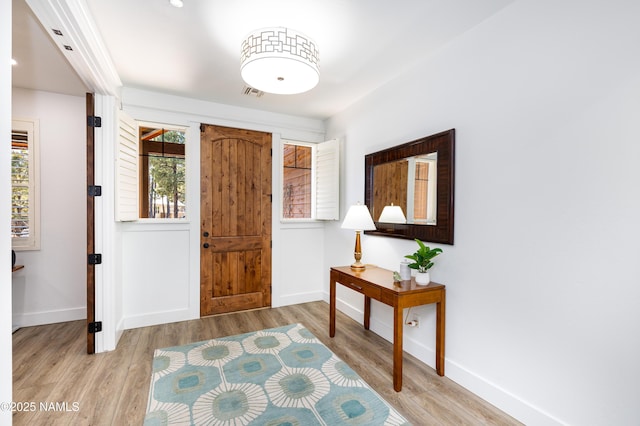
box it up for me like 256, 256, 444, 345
144, 323, 410, 425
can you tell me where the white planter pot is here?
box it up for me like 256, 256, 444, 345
415, 271, 430, 285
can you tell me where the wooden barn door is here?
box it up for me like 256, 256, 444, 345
200, 124, 272, 316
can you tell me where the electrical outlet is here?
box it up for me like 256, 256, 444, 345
412, 314, 421, 328
406, 314, 421, 328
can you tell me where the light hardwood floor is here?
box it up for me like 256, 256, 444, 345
12, 301, 521, 425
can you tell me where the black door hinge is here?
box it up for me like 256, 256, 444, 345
88, 253, 102, 265
200, 123, 205, 132
87, 116, 102, 127
88, 321, 102, 334
88, 185, 102, 197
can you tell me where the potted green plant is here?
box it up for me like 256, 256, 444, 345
404, 239, 443, 284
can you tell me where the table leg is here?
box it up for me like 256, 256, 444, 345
330, 278, 336, 338
393, 306, 403, 391
364, 296, 371, 330
435, 290, 446, 376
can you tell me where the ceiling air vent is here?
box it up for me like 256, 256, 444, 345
242, 85, 264, 98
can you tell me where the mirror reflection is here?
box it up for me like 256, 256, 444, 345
373, 153, 437, 225
364, 128, 454, 244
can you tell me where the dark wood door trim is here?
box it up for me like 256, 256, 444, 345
86, 93, 96, 354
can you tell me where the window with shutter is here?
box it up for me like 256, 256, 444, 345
315, 139, 339, 220
138, 123, 186, 219
115, 117, 187, 221
11, 118, 40, 250
116, 111, 139, 221
281, 138, 339, 221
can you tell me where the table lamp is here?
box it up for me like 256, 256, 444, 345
378, 203, 406, 223
341, 203, 376, 270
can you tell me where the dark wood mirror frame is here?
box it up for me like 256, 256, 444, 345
364, 129, 455, 244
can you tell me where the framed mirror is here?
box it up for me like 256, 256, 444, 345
364, 129, 455, 244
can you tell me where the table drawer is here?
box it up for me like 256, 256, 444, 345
341, 277, 381, 299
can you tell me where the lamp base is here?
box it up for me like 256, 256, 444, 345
350, 231, 367, 271
350, 261, 366, 271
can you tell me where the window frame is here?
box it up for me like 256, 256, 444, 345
281, 140, 317, 221
280, 138, 339, 222
11, 118, 40, 251
137, 121, 187, 221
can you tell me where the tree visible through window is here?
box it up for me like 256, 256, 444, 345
139, 126, 186, 218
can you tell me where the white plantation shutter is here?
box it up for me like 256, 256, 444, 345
115, 111, 138, 221
315, 139, 340, 220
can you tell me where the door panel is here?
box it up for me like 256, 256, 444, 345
200, 124, 271, 316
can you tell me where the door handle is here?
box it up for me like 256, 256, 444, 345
203, 243, 210, 249
203, 231, 209, 237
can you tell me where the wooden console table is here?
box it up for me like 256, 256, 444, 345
329, 265, 445, 391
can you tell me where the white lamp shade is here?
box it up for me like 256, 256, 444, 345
378, 205, 406, 224
341, 204, 376, 231
241, 27, 319, 95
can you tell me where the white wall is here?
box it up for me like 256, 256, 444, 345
117, 88, 328, 329
274, 223, 327, 306
121, 223, 191, 328
11, 88, 87, 327
324, 0, 640, 424
1, 0, 13, 422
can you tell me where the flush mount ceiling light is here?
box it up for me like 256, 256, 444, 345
241, 27, 319, 95
169, 0, 183, 7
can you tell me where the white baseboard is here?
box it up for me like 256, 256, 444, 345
122, 308, 195, 330
325, 292, 563, 426
273, 291, 324, 308
122, 291, 323, 331
445, 360, 564, 425
330, 295, 364, 323
115, 316, 126, 347
13, 307, 86, 328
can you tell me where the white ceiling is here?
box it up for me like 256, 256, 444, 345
13, 0, 514, 120
12, 0, 88, 95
